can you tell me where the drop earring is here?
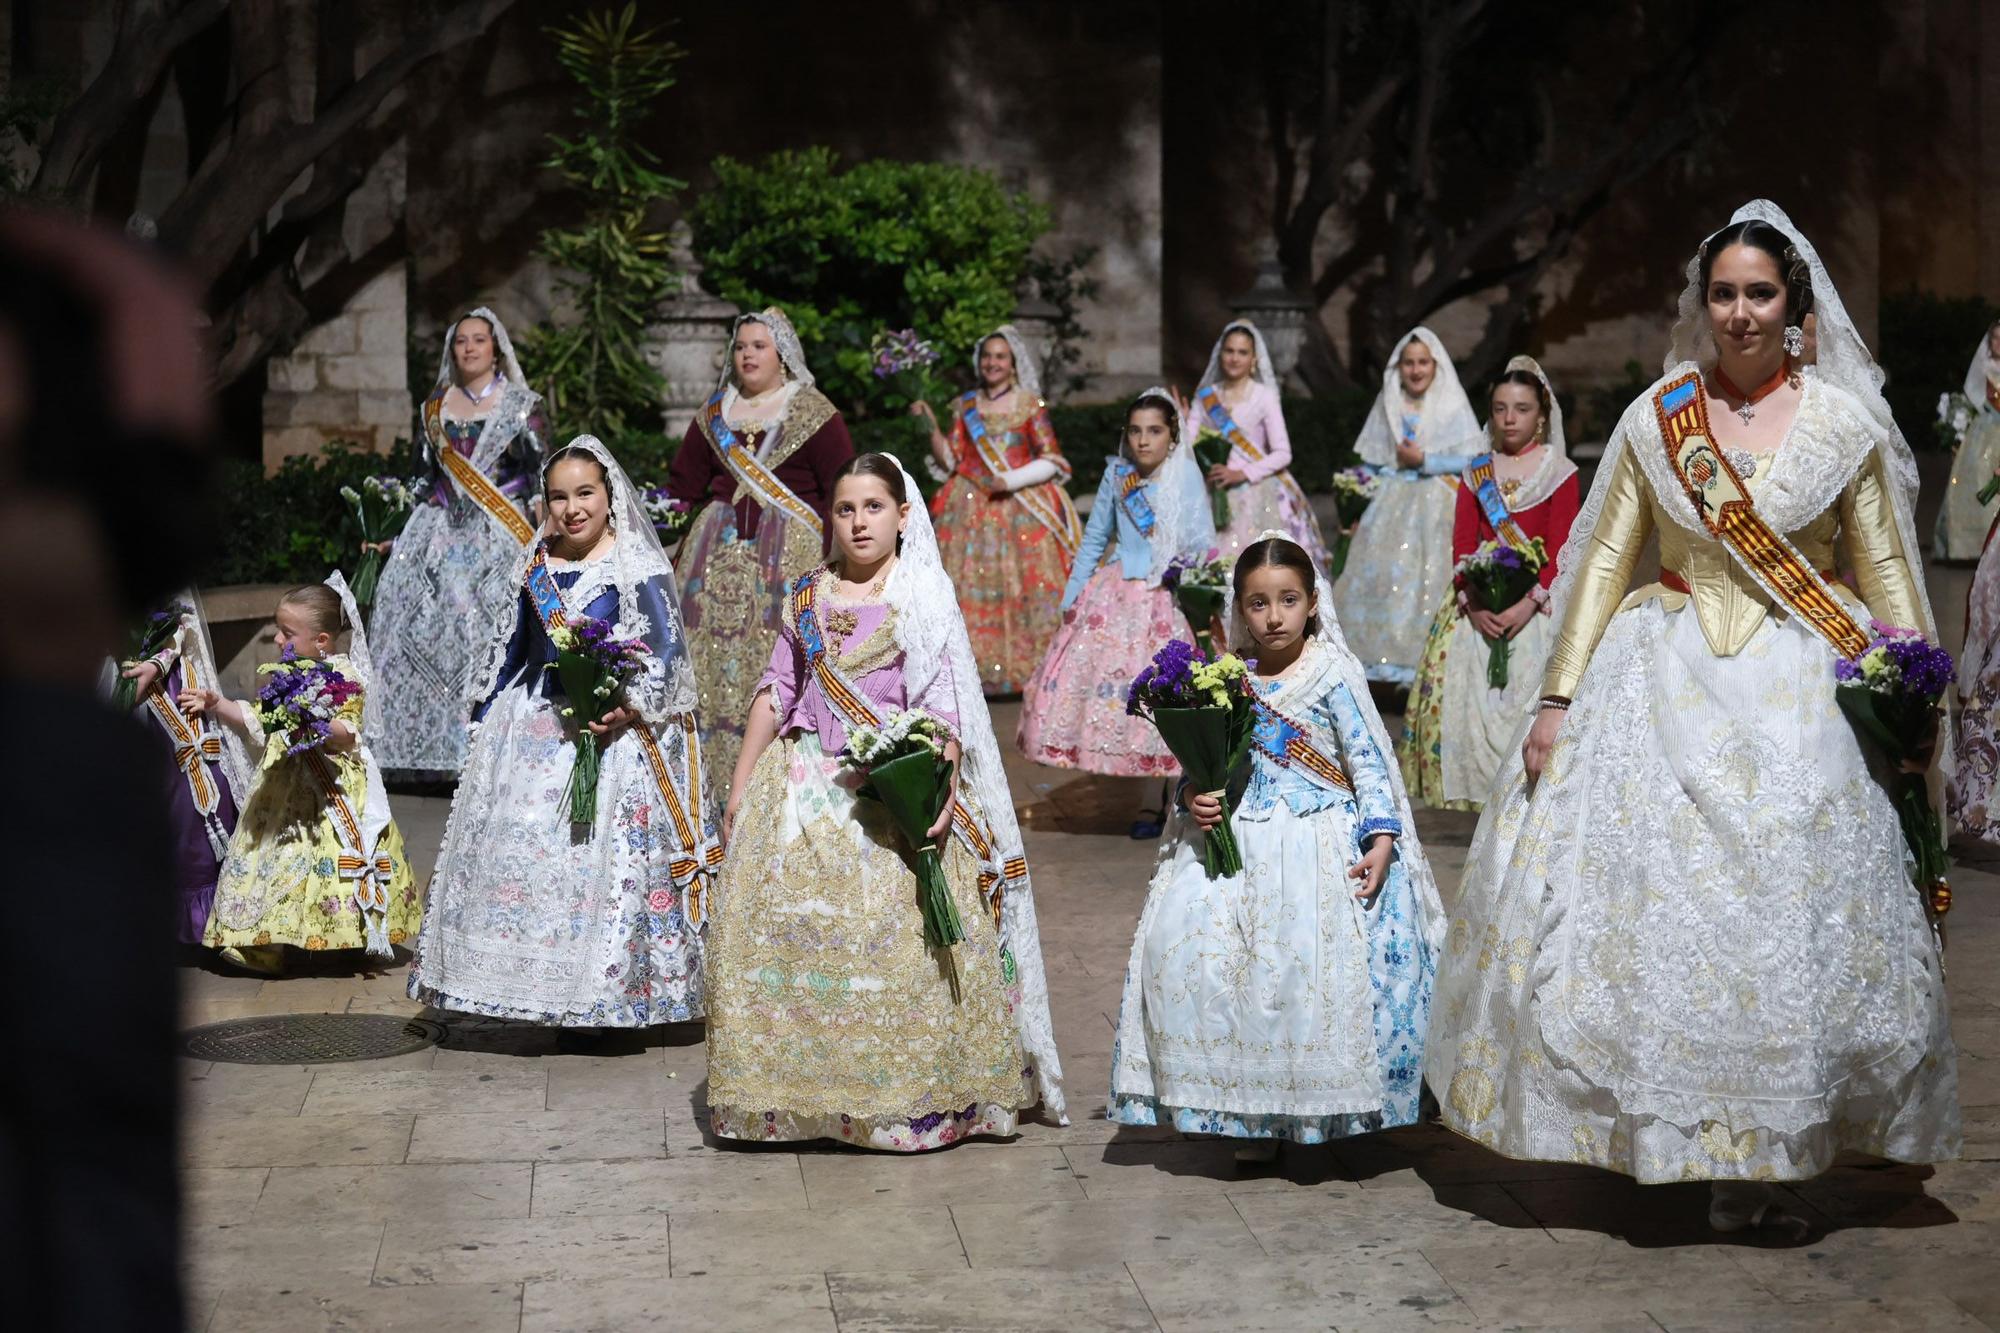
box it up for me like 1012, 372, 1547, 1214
1783, 325, 1806, 358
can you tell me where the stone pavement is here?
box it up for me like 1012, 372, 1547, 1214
179, 687, 2000, 1332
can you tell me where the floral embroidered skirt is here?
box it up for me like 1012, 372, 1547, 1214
368, 500, 525, 780
1016, 566, 1184, 777
678, 504, 825, 796
1108, 802, 1433, 1142
932, 476, 1074, 695
1951, 528, 2000, 838
406, 683, 708, 1027
205, 754, 419, 953
1213, 471, 1331, 571
1332, 473, 1458, 684
705, 734, 1034, 1152
1400, 595, 1554, 811
1427, 601, 1959, 1182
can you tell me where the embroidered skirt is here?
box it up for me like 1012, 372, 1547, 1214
1332, 473, 1459, 685
1016, 566, 1184, 777
931, 475, 1074, 695
704, 734, 1034, 1151
1109, 802, 1433, 1142
1400, 595, 1555, 811
1935, 412, 2000, 561
1212, 471, 1332, 571
1426, 599, 1959, 1181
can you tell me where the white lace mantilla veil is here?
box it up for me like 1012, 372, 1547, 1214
977, 323, 1042, 399
189, 590, 255, 804
435, 306, 529, 394
1352, 326, 1482, 469
463, 435, 695, 718
1197, 319, 1279, 391
1218, 531, 1448, 954
1966, 326, 1998, 402
1128, 383, 1214, 583
433, 307, 540, 472
878, 453, 1066, 1121
326, 568, 398, 957
1487, 354, 1578, 513
1545, 199, 1952, 784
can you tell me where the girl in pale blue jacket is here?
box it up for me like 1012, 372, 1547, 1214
1018, 388, 1216, 832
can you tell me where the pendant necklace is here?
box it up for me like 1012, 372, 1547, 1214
1711, 364, 1790, 426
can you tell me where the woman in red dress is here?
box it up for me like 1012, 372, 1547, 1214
912, 325, 1081, 695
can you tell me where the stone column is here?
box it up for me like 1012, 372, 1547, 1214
644, 222, 741, 429
1229, 238, 1315, 395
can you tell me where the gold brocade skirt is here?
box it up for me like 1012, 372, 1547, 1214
705, 734, 1034, 1152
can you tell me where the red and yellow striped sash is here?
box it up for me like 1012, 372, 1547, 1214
427, 397, 536, 546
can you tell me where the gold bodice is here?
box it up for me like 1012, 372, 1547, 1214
1540, 441, 1922, 700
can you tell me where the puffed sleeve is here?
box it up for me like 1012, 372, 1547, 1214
1238, 386, 1291, 484
623, 575, 694, 725
1838, 445, 1927, 633
1061, 469, 1119, 611
665, 417, 717, 506
1326, 680, 1402, 847
1539, 442, 1653, 700
1451, 479, 1480, 566
1027, 403, 1073, 481
754, 613, 805, 722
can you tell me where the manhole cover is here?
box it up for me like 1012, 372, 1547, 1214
181, 1013, 446, 1065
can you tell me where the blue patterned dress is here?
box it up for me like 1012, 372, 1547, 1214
1109, 640, 1434, 1141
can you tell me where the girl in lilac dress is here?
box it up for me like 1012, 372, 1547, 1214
112, 593, 254, 944
706, 453, 1064, 1151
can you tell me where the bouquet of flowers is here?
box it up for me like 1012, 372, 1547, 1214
1835, 622, 1954, 916
1454, 537, 1549, 688
843, 708, 964, 988
547, 615, 654, 829
1161, 554, 1231, 656
641, 486, 695, 547
253, 648, 363, 757
1939, 390, 1976, 454
1126, 641, 1256, 878
870, 327, 945, 413
339, 475, 419, 611
113, 601, 190, 712
1191, 428, 1236, 528
1328, 466, 1378, 578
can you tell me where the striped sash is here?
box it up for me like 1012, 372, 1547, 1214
1462, 454, 1532, 550
425, 396, 535, 545
1249, 696, 1354, 796
788, 570, 1022, 921
1653, 372, 1869, 659
956, 392, 1079, 555
704, 391, 823, 540
524, 545, 720, 919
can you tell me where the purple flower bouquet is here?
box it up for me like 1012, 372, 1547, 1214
1835, 621, 1955, 915
1127, 641, 1256, 877
254, 647, 363, 756
548, 615, 653, 829
1454, 537, 1549, 688
641, 486, 695, 548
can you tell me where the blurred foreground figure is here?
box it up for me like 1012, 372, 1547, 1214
0, 208, 216, 1331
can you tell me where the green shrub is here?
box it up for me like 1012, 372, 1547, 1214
1880, 289, 2000, 451
689, 149, 1051, 415
201, 440, 398, 587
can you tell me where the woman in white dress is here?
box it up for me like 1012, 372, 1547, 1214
1332, 328, 1483, 684
1425, 201, 1959, 1231
369, 309, 545, 782
408, 437, 715, 1030
1934, 319, 2000, 560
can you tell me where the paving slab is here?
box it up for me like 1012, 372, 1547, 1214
520, 1273, 837, 1332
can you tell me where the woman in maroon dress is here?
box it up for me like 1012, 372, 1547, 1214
667, 307, 854, 789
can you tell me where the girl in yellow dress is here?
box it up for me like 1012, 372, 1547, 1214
183, 575, 419, 975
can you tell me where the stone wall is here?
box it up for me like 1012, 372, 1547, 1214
264, 266, 412, 464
